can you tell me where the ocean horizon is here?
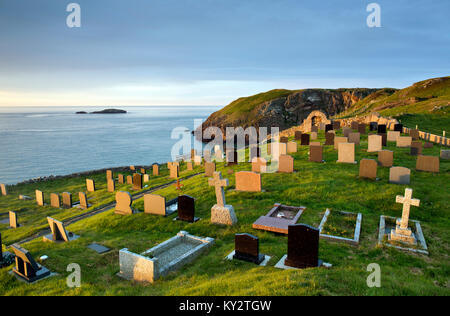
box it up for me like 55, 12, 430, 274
0, 106, 221, 185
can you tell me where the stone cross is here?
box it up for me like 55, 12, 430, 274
208, 171, 229, 207
396, 188, 420, 230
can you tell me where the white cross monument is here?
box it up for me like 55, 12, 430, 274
390, 188, 420, 245
208, 172, 237, 225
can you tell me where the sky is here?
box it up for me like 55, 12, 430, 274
0, 0, 449, 107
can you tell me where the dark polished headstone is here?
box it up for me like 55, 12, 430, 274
233, 233, 264, 264
284, 224, 319, 269
378, 133, 387, 146
394, 124, 403, 132
325, 132, 334, 145
377, 124, 387, 134
177, 195, 197, 222
11, 244, 51, 283
369, 122, 378, 131
300, 134, 310, 146
132, 173, 143, 190
280, 136, 289, 143
358, 123, 367, 134
295, 131, 302, 140
325, 124, 333, 133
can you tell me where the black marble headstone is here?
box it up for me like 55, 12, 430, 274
301, 134, 310, 146
284, 224, 319, 269
177, 195, 196, 222
233, 233, 264, 264
394, 124, 403, 132
378, 133, 387, 146
11, 244, 50, 283
369, 122, 378, 131
325, 124, 333, 133
377, 124, 387, 134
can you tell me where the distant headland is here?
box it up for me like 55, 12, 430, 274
76, 108, 127, 114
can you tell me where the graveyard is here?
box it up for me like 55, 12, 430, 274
0, 123, 449, 296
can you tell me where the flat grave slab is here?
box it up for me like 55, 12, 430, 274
88, 243, 111, 254
118, 231, 214, 283
318, 209, 362, 246
252, 204, 306, 234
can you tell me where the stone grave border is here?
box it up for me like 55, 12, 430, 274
377, 215, 428, 255
318, 209, 362, 246
225, 251, 271, 267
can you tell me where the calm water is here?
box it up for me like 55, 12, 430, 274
0, 106, 220, 184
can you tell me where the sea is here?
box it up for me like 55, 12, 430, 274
0, 106, 221, 185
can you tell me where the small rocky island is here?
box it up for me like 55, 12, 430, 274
76, 108, 127, 114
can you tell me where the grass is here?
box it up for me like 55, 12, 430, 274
0, 130, 449, 296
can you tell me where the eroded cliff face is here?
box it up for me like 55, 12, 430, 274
198, 88, 380, 140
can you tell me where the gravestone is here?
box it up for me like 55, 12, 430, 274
368, 135, 382, 152
389, 167, 411, 185
143, 174, 150, 182
310, 132, 318, 140
301, 134, 310, 146
79, 192, 89, 209
0, 183, 7, 196
62, 192, 72, 208
410, 129, 420, 140
252, 157, 267, 173
358, 123, 366, 134
226, 149, 237, 165
310, 142, 321, 146
140, 168, 146, 174
377, 124, 387, 134
348, 132, 360, 146
235, 171, 262, 192
441, 150, 450, 160
233, 234, 264, 264
397, 136, 412, 147
387, 131, 400, 142
424, 142, 433, 149
378, 133, 387, 146
309, 145, 323, 162
205, 162, 216, 177
176, 195, 198, 222
369, 122, 378, 131
325, 132, 334, 145
359, 159, 378, 180
280, 136, 289, 143
194, 155, 203, 165
115, 191, 134, 215
325, 124, 333, 133
106, 170, 113, 180
11, 244, 51, 283
43, 217, 79, 243
287, 141, 297, 153
343, 127, 352, 138
186, 162, 193, 171
410, 141, 422, 156
191, 149, 196, 160
333, 121, 340, 130
311, 125, 319, 133
209, 172, 237, 225
130, 165, 135, 171
394, 124, 403, 132
334, 136, 347, 150
9, 211, 18, 229
275, 142, 287, 155
50, 193, 60, 208
416, 155, 439, 173
319, 123, 326, 131
152, 164, 159, 176
107, 178, 115, 192
144, 194, 177, 216
118, 174, 125, 184
278, 155, 294, 173
337, 142, 356, 164
390, 188, 420, 245
132, 173, 143, 190
284, 224, 319, 269
35, 190, 44, 206
86, 179, 95, 192
295, 131, 302, 140
378, 150, 393, 167
351, 121, 359, 130
169, 165, 179, 179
